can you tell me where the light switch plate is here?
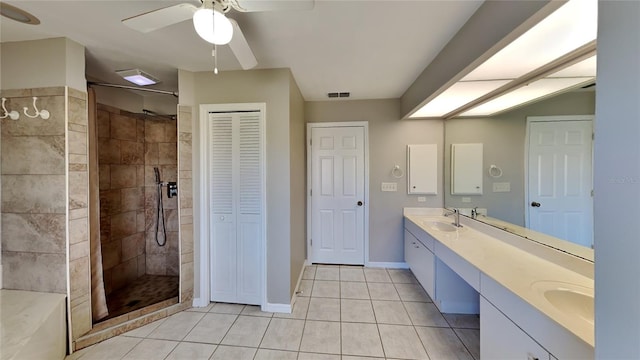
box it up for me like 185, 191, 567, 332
381, 182, 397, 192
493, 182, 511, 192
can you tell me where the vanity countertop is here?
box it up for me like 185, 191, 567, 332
404, 210, 594, 348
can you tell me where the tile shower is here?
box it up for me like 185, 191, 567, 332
96, 104, 179, 321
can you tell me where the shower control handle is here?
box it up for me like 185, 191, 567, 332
167, 182, 178, 198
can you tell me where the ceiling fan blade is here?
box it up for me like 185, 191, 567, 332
228, 18, 258, 70
231, 0, 314, 12
123, 3, 198, 33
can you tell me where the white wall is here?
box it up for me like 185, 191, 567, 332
306, 99, 444, 263
1, 38, 85, 91
594, 1, 640, 357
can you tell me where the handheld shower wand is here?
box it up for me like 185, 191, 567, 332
154, 167, 167, 247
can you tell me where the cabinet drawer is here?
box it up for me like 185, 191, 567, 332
404, 218, 435, 251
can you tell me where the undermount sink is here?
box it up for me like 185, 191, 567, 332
531, 281, 594, 325
422, 220, 459, 232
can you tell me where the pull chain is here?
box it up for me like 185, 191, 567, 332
213, 44, 218, 74
212, 2, 219, 74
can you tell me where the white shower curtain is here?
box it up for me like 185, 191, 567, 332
88, 87, 109, 321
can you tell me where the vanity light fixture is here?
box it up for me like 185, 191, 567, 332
116, 69, 160, 86
460, 55, 596, 117
409, 0, 597, 119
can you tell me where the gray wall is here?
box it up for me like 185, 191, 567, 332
594, 1, 640, 357
289, 76, 306, 297
1, 37, 86, 91
180, 68, 303, 305
305, 99, 443, 263
445, 91, 595, 225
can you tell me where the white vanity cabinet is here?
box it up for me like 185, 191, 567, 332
404, 218, 479, 313
481, 297, 550, 360
404, 229, 435, 298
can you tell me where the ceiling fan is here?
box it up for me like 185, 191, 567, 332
122, 0, 314, 70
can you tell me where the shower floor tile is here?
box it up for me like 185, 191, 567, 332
100, 274, 179, 322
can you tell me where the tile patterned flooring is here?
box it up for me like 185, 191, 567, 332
68, 266, 480, 360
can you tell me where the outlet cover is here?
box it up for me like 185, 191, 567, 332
461, 197, 471, 203
381, 182, 397, 192
417, 197, 426, 202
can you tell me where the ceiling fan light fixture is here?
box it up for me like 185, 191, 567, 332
193, 8, 233, 45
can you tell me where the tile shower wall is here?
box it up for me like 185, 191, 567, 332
0, 87, 93, 340
96, 105, 178, 295
1, 87, 68, 293
143, 117, 179, 276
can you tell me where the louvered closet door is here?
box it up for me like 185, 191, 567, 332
209, 111, 263, 305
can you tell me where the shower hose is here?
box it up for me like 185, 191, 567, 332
156, 177, 167, 247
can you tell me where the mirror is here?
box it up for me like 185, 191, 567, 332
444, 88, 595, 262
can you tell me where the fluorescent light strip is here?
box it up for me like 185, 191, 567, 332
408, 0, 597, 119
461, 0, 597, 81
460, 77, 594, 117
410, 80, 510, 118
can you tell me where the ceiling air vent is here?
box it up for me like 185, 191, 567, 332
327, 92, 350, 98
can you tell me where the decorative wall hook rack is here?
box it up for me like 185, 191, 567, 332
1, 98, 20, 120
23, 97, 50, 119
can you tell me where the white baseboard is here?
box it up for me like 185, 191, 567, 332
192, 297, 209, 308
263, 302, 292, 313
366, 261, 409, 269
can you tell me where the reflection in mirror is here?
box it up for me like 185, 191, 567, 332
444, 89, 595, 261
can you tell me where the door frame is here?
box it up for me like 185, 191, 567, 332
524, 115, 594, 235
197, 102, 267, 309
306, 122, 370, 265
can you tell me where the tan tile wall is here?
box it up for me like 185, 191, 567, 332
96, 105, 147, 294
0, 87, 92, 341
96, 105, 178, 288
143, 118, 179, 276
178, 105, 194, 303
1, 87, 68, 293
67, 87, 92, 340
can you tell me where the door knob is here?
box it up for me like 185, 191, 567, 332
531, 201, 541, 207
357, 201, 363, 206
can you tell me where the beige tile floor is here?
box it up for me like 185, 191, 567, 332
67, 266, 480, 360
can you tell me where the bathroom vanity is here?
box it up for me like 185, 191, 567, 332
404, 208, 594, 359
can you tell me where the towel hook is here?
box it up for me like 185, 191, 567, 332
23, 97, 50, 119
1, 98, 19, 120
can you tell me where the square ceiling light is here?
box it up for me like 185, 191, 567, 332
116, 69, 160, 86
409, 0, 597, 119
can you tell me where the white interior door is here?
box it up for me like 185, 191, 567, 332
527, 118, 593, 247
310, 126, 365, 265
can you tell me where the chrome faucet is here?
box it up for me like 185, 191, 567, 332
471, 207, 478, 219
445, 208, 462, 227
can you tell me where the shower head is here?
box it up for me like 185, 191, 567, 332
154, 167, 161, 184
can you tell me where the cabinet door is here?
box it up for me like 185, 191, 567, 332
404, 229, 435, 299
481, 297, 549, 360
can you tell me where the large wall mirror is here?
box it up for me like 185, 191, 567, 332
444, 87, 595, 262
